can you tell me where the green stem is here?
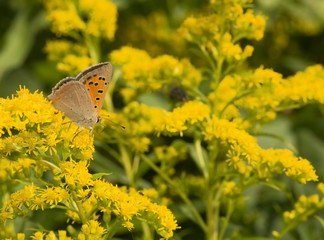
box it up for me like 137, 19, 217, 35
195, 138, 208, 179
105, 218, 122, 240
104, 145, 122, 162
190, 86, 209, 103
141, 154, 207, 233
71, 191, 87, 223
209, 181, 225, 240
85, 34, 100, 63
199, 45, 217, 72
105, 68, 122, 113
141, 222, 152, 240
218, 199, 233, 240
219, 91, 253, 118
214, 56, 224, 89
119, 144, 134, 187
207, 189, 217, 240
206, 161, 218, 240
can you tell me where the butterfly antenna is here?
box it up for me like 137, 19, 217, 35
108, 119, 126, 129
72, 128, 83, 142
62, 121, 73, 125
101, 115, 125, 129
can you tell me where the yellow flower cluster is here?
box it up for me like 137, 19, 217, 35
0, 184, 69, 220
0, 93, 179, 239
178, 15, 220, 44
212, 65, 324, 124
203, 116, 318, 183
0, 88, 94, 164
92, 180, 179, 238
179, 4, 265, 43
211, 66, 282, 122
43, 0, 117, 74
178, 0, 265, 79
235, 10, 266, 40
44, 0, 117, 40
45, 41, 89, 62
277, 194, 324, 235
220, 33, 254, 61
78, 220, 106, 239
44, 0, 85, 35
60, 161, 92, 186
282, 65, 324, 104
162, 101, 210, 136
79, 0, 117, 40
110, 47, 202, 102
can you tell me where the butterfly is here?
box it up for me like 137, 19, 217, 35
48, 62, 112, 131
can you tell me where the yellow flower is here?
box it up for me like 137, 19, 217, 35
57, 55, 93, 76
17, 233, 25, 240
44, 0, 117, 40
283, 194, 324, 224
163, 101, 210, 136
79, 0, 117, 40
39, 187, 69, 205
243, 45, 254, 57
221, 40, 243, 60
222, 181, 241, 196
317, 183, 324, 195
110, 47, 202, 97
0, 87, 95, 163
122, 221, 134, 230
129, 137, 151, 153
204, 117, 318, 183
59, 161, 93, 187
178, 15, 219, 42
46, 9, 85, 35
31, 231, 45, 240
30, 197, 46, 211
58, 231, 71, 240
120, 88, 136, 103
79, 220, 106, 239
45, 40, 89, 62
110, 46, 151, 65
92, 179, 179, 238
45, 231, 57, 240
236, 10, 266, 41
9, 184, 38, 210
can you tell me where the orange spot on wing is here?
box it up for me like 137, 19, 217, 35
84, 75, 109, 116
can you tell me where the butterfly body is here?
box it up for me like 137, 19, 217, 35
48, 62, 112, 130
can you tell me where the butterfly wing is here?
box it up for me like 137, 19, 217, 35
49, 77, 76, 95
76, 62, 112, 117
48, 81, 96, 128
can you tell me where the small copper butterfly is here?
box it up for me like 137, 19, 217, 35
48, 62, 112, 131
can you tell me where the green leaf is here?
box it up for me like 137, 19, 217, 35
187, 142, 208, 177
315, 215, 324, 228
92, 172, 112, 180
0, 8, 47, 81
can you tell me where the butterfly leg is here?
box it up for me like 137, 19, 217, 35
72, 127, 83, 142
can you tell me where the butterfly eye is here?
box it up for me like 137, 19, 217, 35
96, 117, 101, 124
